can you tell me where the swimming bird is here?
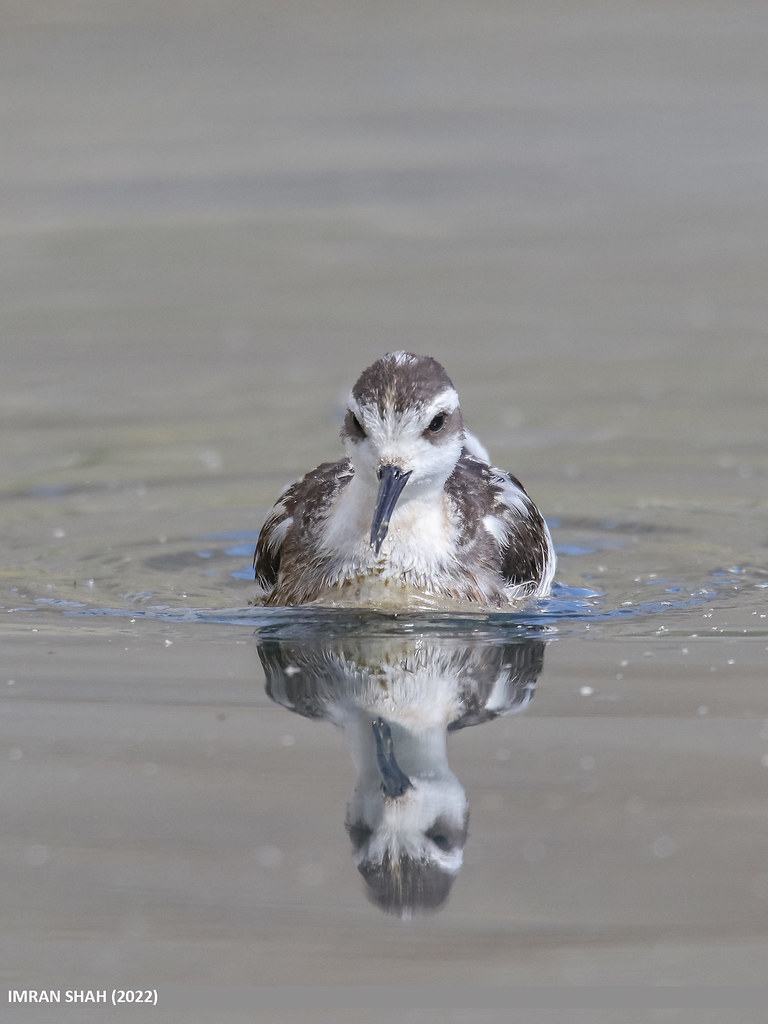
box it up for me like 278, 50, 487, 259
253, 352, 555, 608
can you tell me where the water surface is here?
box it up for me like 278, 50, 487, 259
2, 2, 768, 1021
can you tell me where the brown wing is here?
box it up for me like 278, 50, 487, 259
447, 452, 554, 596
495, 477, 554, 590
253, 459, 352, 595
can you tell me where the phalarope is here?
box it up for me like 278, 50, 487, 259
253, 352, 555, 608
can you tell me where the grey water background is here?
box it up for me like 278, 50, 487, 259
2, 1, 768, 1021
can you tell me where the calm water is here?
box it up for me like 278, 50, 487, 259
2, 2, 768, 1021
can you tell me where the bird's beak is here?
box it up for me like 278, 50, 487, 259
372, 717, 413, 800
370, 464, 412, 554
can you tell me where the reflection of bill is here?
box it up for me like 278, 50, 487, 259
258, 625, 546, 917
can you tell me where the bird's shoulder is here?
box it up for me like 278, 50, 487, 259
253, 458, 353, 589
447, 450, 551, 590
446, 449, 530, 522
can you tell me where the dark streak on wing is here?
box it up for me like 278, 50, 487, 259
253, 458, 352, 593
498, 485, 551, 589
446, 451, 550, 593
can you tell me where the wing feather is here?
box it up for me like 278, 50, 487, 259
447, 451, 555, 599
253, 459, 352, 598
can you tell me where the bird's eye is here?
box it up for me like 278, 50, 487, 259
426, 828, 454, 853
427, 413, 446, 434
346, 410, 366, 439
346, 820, 373, 850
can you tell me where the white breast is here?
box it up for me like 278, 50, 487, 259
320, 475, 456, 583
383, 496, 456, 575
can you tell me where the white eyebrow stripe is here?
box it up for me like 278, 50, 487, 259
425, 387, 460, 415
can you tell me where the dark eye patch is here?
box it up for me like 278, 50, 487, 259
346, 820, 373, 850
345, 410, 366, 439
426, 412, 446, 434
426, 823, 458, 852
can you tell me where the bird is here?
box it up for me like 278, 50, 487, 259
253, 351, 556, 609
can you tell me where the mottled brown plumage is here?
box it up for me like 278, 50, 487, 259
253, 352, 555, 608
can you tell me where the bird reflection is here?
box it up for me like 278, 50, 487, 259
256, 618, 546, 917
